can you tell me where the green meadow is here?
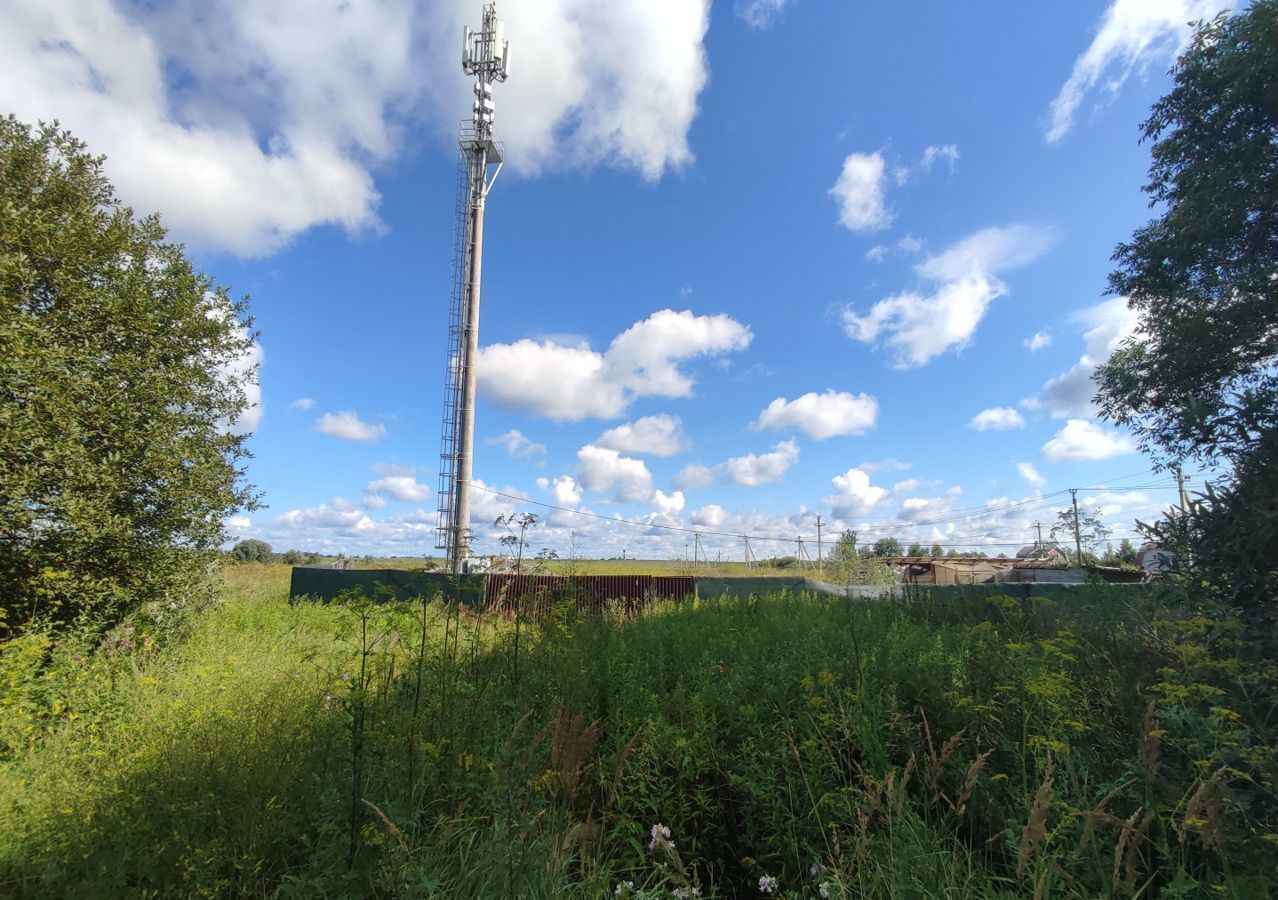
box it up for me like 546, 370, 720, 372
1, 564, 1273, 898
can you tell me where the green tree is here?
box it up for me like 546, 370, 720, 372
0, 118, 259, 631
828, 530, 858, 576
1095, 3, 1277, 631
905, 542, 923, 557
231, 540, 274, 563
871, 537, 902, 558
1096, 2, 1277, 467
1051, 506, 1111, 562
929, 543, 944, 558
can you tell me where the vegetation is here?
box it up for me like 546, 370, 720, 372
0, 117, 257, 635
230, 539, 274, 563
1, 566, 1274, 898
1095, 2, 1277, 635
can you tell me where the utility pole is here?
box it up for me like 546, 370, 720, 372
1175, 466, 1189, 513
1069, 488, 1083, 565
815, 515, 823, 575
437, 2, 510, 574
1034, 521, 1043, 550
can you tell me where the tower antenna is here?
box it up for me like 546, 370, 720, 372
437, 2, 510, 574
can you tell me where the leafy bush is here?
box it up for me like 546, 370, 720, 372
0, 118, 258, 634
231, 539, 274, 563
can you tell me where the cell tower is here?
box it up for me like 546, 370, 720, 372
436, 2, 509, 573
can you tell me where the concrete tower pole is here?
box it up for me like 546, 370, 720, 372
452, 149, 487, 573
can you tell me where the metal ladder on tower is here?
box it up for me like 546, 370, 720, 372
436, 152, 474, 556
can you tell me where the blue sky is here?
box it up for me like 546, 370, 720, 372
4, 0, 1226, 558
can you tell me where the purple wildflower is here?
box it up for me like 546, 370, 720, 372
759, 874, 777, 894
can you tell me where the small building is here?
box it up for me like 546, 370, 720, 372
932, 559, 1001, 585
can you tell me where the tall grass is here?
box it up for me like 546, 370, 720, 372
0, 566, 1273, 897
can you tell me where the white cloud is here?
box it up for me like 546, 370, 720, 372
289, 397, 315, 410
824, 467, 890, 519
1017, 461, 1046, 488
365, 475, 431, 503
736, 0, 793, 29
488, 429, 547, 459
595, 414, 690, 457
865, 245, 889, 263
1046, 0, 1227, 143
1041, 419, 1138, 461
362, 494, 388, 510
842, 224, 1055, 367
1, 0, 711, 256
543, 475, 582, 507
479, 309, 751, 421
675, 463, 716, 491
315, 410, 386, 442
1025, 297, 1140, 418
276, 501, 374, 532
724, 439, 800, 487
1024, 331, 1053, 351
651, 489, 685, 517
830, 152, 891, 233
691, 503, 727, 527
753, 390, 878, 440
968, 406, 1027, 431
576, 444, 654, 502
920, 144, 960, 174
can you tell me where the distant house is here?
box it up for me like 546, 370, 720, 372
1015, 543, 1069, 563
1137, 542, 1175, 579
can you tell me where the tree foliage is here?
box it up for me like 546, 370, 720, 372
1096, 2, 1277, 465
1051, 506, 1111, 560
870, 537, 902, 558
0, 118, 258, 632
230, 540, 273, 564
1094, 3, 1277, 634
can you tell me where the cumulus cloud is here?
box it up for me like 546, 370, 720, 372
488, 429, 547, 459
1046, 0, 1227, 143
830, 152, 891, 233
968, 407, 1027, 431
753, 390, 878, 440
842, 224, 1055, 367
691, 504, 727, 527
736, 0, 793, 28
1024, 331, 1052, 351
365, 475, 431, 503
1, 0, 711, 256
276, 501, 374, 532
595, 414, 689, 457
289, 397, 315, 410
315, 410, 386, 442
545, 475, 583, 507
1025, 297, 1140, 418
651, 489, 686, 517
724, 440, 800, 487
577, 444, 654, 502
1041, 419, 1138, 461
824, 467, 890, 519
1017, 461, 1046, 488
676, 463, 716, 491
479, 309, 752, 421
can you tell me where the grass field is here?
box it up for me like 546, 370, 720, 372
1, 563, 1274, 898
